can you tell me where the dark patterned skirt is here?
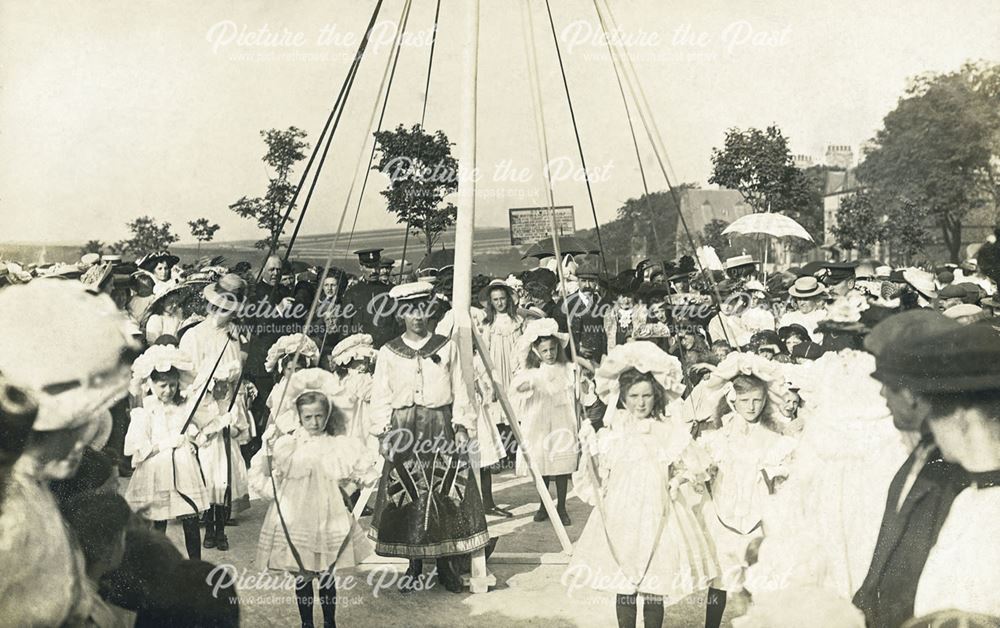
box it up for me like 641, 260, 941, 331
368, 405, 490, 559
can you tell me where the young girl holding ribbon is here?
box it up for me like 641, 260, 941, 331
567, 341, 719, 628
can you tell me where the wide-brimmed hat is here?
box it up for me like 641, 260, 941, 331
594, 341, 686, 408
788, 276, 825, 299
388, 281, 434, 302
901, 268, 937, 300
778, 323, 811, 341
724, 254, 759, 271
516, 318, 568, 365
0, 280, 136, 430
270, 368, 354, 434
137, 251, 180, 272
203, 273, 248, 310
131, 345, 194, 385
872, 321, 1000, 392
264, 333, 320, 374
482, 278, 517, 302
329, 333, 376, 367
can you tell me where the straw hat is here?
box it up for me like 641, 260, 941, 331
203, 273, 248, 310
788, 276, 825, 299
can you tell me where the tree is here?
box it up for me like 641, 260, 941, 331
188, 218, 220, 254
113, 216, 179, 256
80, 240, 105, 256
577, 187, 694, 270
858, 62, 1000, 261
701, 218, 731, 256
884, 201, 930, 265
709, 126, 814, 216
833, 190, 885, 256
372, 124, 458, 256
230, 127, 310, 251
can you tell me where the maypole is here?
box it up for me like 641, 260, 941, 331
453, 0, 495, 595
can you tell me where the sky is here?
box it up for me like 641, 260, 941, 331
2, 0, 998, 245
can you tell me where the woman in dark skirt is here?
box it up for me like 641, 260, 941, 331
367, 282, 489, 593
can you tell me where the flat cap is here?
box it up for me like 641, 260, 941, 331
871, 321, 1000, 392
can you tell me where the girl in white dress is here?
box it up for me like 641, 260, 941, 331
124, 345, 208, 559
696, 352, 799, 628
568, 341, 719, 628
264, 333, 321, 434
510, 318, 579, 525
190, 360, 252, 551
255, 368, 375, 628
478, 279, 523, 517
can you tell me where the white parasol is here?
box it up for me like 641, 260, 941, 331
722, 212, 814, 241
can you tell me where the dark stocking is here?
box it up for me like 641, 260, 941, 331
615, 594, 637, 628
152, 520, 167, 534
554, 475, 569, 512
181, 517, 201, 560
643, 595, 664, 628
295, 577, 315, 627
318, 573, 337, 628
212, 504, 230, 536
705, 587, 727, 628
480, 468, 495, 509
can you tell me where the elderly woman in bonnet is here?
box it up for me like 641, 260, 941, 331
0, 279, 137, 626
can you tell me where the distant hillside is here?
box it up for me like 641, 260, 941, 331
0, 225, 543, 277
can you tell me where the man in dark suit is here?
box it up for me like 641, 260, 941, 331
562, 257, 608, 361
852, 310, 969, 628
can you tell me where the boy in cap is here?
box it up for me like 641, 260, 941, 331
878, 322, 1000, 620
853, 311, 968, 628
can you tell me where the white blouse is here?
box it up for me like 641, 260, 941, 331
369, 334, 475, 433
913, 484, 1000, 618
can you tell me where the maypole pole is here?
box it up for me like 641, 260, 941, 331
453, 0, 495, 595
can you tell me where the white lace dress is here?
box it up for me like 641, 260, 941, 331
568, 411, 719, 599
255, 432, 375, 576
745, 350, 910, 598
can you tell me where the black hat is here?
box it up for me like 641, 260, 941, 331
353, 248, 383, 269
790, 341, 825, 360
750, 329, 784, 354
137, 251, 180, 272
575, 256, 602, 278
378, 258, 395, 269
872, 321, 1000, 392
819, 261, 856, 286
777, 323, 810, 341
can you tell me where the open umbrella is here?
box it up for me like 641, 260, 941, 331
521, 235, 600, 259
722, 213, 813, 241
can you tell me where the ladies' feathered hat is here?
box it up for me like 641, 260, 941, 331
329, 334, 376, 367
594, 341, 686, 407
264, 333, 320, 374
137, 251, 180, 272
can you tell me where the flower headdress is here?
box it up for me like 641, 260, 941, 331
515, 318, 568, 366
265, 333, 320, 374
270, 368, 354, 434
594, 341, 686, 409
329, 334, 376, 367
131, 345, 194, 382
